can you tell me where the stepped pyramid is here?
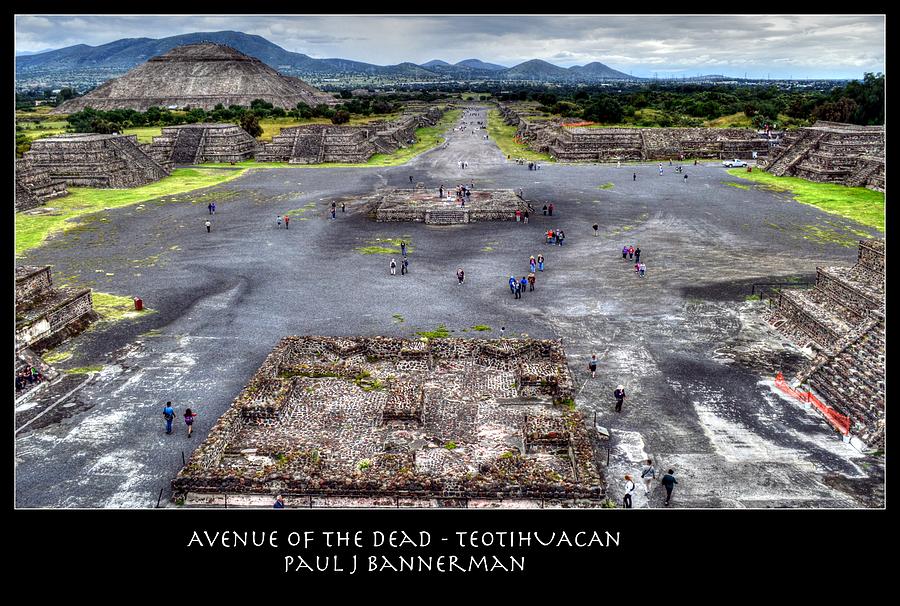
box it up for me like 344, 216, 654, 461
768, 240, 885, 447
15, 157, 68, 211
53, 43, 336, 113
147, 123, 258, 165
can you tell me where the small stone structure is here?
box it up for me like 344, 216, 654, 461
372, 188, 528, 224
768, 240, 884, 447
53, 43, 337, 113
256, 107, 445, 164
173, 336, 606, 508
15, 157, 68, 211
22, 133, 170, 188
15, 265, 97, 353
765, 121, 884, 192
146, 123, 258, 165
500, 105, 770, 161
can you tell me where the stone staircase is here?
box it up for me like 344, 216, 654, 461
15, 158, 69, 211
425, 209, 469, 224
172, 127, 204, 164
767, 130, 826, 176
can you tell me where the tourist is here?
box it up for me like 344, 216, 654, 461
523, 210, 529, 224
622, 245, 629, 259
529, 256, 536, 273
659, 167, 664, 176
515, 209, 521, 223
623, 475, 635, 508
661, 469, 678, 506
276, 215, 282, 228
457, 268, 465, 284
593, 223, 599, 237
520, 276, 528, 296
546, 230, 554, 244
514, 279, 521, 299
439, 185, 444, 198
537, 254, 544, 272
341, 202, 345, 213
274, 495, 285, 509
640, 459, 657, 495
401, 258, 409, 275
184, 408, 197, 438
589, 354, 598, 378
684, 173, 689, 183
331, 208, 336, 219
557, 230, 565, 246
528, 272, 535, 291
205, 220, 211, 233
614, 385, 626, 413
163, 401, 175, 435
694, 159, 698, 166
211, 202, 216, 215
633, 172, 637, 181
284, 215, 290, 229
400, 241, 407, 257
548, 203, 554, 216
628, 245, 635, 260
542, 204, 547, 216
409, 175, 414, 183
509, 275, 517, 295
208, 203, 214, 215
634, 246, 641, 263
639, 262, 646, 277
390, 259, 397, 276
634, 262, 641, 274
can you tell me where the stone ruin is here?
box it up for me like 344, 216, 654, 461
256, 107, 445, 164
765, 121, 884, 192
53, 43, 337, 113
146, 123, 258, 165
767, 240, 884, 447
15, 157, 68, 212
15, 265, 97, 354
499, 105, 770, 161
173, 336, 607, 508
371, 188, 529, 224
21, 133, 170, 188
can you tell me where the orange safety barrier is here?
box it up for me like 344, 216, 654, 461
774, 372, 851, 435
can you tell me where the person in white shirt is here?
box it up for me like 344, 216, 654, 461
640, 459, 657, 495
623, 475, 635, 508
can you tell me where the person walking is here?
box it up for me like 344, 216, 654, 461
515, 209, 521, 223
614, 385, 626, 413
284, 215, 290, 229
634, 246, 641, 264
184, 408, 197, 438
622, 245, 629, 259
592, 223, 599, 237
205, 220, 211, 233
537, 254, 544, 272
524, 210, 529, 224
409, 175, 414, 183
548, 203, 554, 216
211, 202, 216, 215
639, 262, 646, 277
341, 202, 346, 213
529, 256, 536, 274
633, 172, 637, 181
509, 275, 517, 295
401, 257, 408, 275
683, 173, 688, 183
331, 207, 336, 219
208, 203, 214, 215
276, 215, 282, 228
528, 272, 535, 291
163, 401, 175, 434
661, 469, 678, 506
628, 245, 635, 260
623, 475, 635, 508
439, 185, 444, 198
589, 354, 598, 378
520, 276, 528, 296
640, 459, 657, 495
400, 241, 407, 257
556, 230, 564, 246
514, 279, 521, 299
542, 204, 548, 216
273, 495, 285, 509
457, 268, 465, 284
390, 259, 397, 276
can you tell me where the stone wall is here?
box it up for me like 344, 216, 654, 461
23, 134, 170, 188
148, 123, 258, 165
15, 158, 69, 211
15, 266, 53, 301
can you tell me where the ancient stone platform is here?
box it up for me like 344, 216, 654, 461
373, 188, 527, 224
15, 157, 68, 211
22, 133, 170, 188
766, 121, 884, 191
173, 336, 606, 507
53, 43, 337, 113
15, 265, 97, 353
768, 240, 884, 447
147, 123, 258, 165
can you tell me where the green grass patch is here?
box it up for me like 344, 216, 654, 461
471, 325, 492, 332
64, 365, 103, 375
745, 294, 762, 301
91, 292, 154, 322
487, 109, 553, 162
356, 236, 412, 255
724, 181, 750, 190
393, 314, 405, 323
43, 351, 73, 364
416, 324, 450, 339
16, 167, 249, 256
727, 169, 884, 231
445, 441, 458, 450
597, 182, 614, 190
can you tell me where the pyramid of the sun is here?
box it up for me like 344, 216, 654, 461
53, 43, 337, 113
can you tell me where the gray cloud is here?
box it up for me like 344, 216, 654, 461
14, 14, 885, 78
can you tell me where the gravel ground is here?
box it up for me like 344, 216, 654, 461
14, 106, 884, 508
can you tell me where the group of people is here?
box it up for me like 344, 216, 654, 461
275, 214, 291, 229
621, 245, 646, 277
514, 209, 530, 223
546, 229, 566, 245
541, 203, 555, 216
623, 461, 679, 507
389, 240, 411, 276
526, 161, 541, 170
15, 366, 44, 392
456, 160, 470, 169
162, 401, 198, 437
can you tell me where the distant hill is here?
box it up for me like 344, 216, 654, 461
15, 30, 642, 86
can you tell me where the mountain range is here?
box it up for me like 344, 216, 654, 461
15, 30, 640, 85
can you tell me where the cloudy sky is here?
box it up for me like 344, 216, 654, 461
15, 14, 885, 79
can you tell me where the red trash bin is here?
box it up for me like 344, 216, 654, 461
134, 297, 143, 311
